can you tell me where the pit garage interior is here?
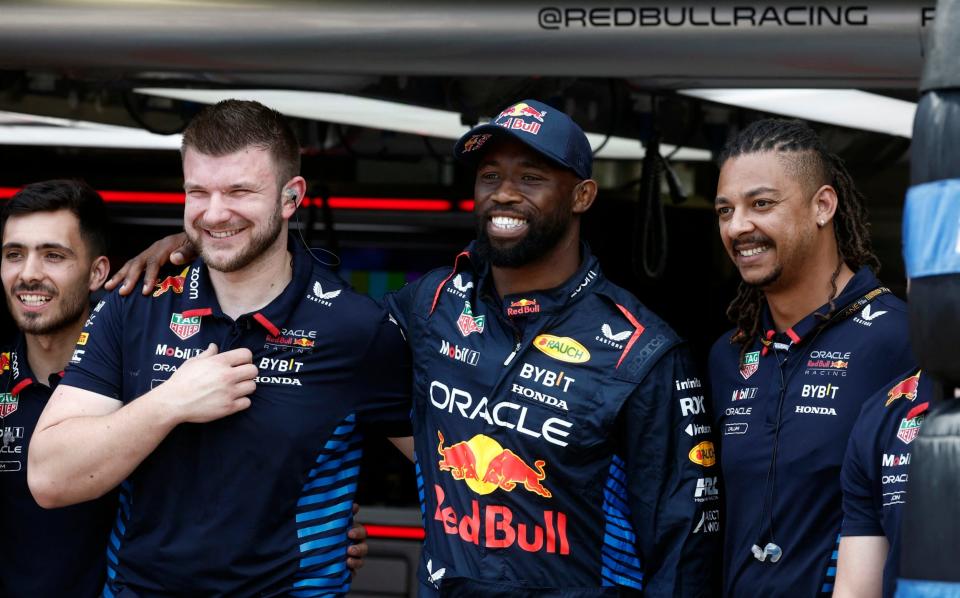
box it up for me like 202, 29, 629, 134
0, 2, 935, 595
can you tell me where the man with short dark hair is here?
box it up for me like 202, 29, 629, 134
0, 179, 113, 597
709, 119, 915, 597
29, 100, 408, 596
109, 99, 721, 596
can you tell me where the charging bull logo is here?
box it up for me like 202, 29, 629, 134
437, 431, 551, 498
497, 102, 548, 123
153, 267, 190, 298
0, 353, 9, 372
434, 430, 568, 555
885, 371, 922, 407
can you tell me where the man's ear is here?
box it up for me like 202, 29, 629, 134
572, 179, 598, 215
89, 255, 111, 291
813, 184, 839, 227
281, 176, 308, 219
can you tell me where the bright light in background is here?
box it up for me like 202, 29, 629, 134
679, 89, 916, 138
0, 110, 182, 149
135, 88, 711, 161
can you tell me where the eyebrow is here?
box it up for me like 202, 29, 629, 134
183, 182, 262, 192
1, 242, 76, 256
715, 186, 781, 205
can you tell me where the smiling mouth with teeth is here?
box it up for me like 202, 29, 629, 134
208, 228, 242, 239
738, 246, 770, 257
18, 294, 51, 306
490, 216, 528, 230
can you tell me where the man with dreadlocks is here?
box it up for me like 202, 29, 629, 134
707, 118, 915, 597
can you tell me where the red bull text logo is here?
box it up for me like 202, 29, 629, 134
885, 371, 921, 407
506, 298, 540, 317
153, 267, 190, 298
495, 103, 548, 136
456, 301, 485, 337
434, 430, 569, 555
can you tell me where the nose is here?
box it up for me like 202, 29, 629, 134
725, 208, 755, 240
489, 179, 522, 206
202, 192, 232, 225
19, 252, 44, 283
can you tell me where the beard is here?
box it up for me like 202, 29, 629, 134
7, 282, 89, 336
745, 264, 783, 288
187, 204, 284, 273
475, 208, 572, 268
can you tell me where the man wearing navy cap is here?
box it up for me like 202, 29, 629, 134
28, 100, 410, 596
380, 99, 719, 597
108, 99, 720, 597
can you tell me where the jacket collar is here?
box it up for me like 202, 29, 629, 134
758, 266, 884, 353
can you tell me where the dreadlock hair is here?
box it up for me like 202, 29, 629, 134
718, 118, 879, 351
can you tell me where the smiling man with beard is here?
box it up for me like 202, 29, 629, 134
107, 99, 721, 597
380, 100, 719, 597
0, 180, 114, 597
28, 100, 410, 597
708, 119, 915, 597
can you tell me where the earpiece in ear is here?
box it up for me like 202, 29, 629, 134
283, 188, 299, 203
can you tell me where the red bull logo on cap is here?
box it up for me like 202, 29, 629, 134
153, 267, 190, 298
495, 102, 548, 136
885, 371, 922, 407
497, 102, 548, 123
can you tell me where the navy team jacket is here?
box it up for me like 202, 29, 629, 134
842, 368, 930, 598
385, 243, 720, 597
709, 267, 915, 597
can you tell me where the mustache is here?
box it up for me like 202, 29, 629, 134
12, 283, 57, 296
732, 235, 774, 251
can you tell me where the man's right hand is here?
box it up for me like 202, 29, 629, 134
105, 232, 195, 297
162, 344, 257, 423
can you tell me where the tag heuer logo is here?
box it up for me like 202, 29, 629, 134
0, 393, 18, 418
456, 301, 485, 337
169, 313, 202, 340
740, 351, 760, 380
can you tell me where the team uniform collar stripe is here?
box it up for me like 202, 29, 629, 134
759, 266, 883, 346
253, 313, 281, 337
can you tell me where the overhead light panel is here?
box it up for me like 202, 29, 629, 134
135, 88, 711, 161
679, 89, 915, 138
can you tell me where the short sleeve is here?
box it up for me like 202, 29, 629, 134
841, 403, 884, 537
354, 310, 413, 436
60, 291, 125, 401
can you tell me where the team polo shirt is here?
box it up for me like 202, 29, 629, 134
61, 239, 412, 597
386, 243, 721, 597
708, 267, 915, 597
0, 335, 114, 598
842, 368, 930, 598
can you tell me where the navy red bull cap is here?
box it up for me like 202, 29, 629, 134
454, 99, 593, 180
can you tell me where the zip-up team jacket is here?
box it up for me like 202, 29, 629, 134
709, 267, 914, 597
385, 243, 720, 597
